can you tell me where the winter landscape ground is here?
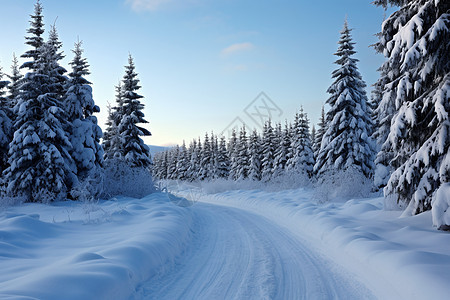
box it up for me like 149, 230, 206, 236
1, 183, 449, 299
0, 0, 449, 299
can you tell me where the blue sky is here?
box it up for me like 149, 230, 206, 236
0, 0, 393, 146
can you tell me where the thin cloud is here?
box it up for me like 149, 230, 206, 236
221, 42, 254, 57
126, 0, 173, 12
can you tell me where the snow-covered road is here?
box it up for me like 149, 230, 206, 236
138, 202, 374, 300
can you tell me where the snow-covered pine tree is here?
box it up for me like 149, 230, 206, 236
228, 128, 239, 180
272, 122, 287, 178
236, 126, 249, 180
21, 0, 44, 71
176, 141, 189, 181
151, 152, 162, 179
153, 150, 169, 180
65, 41, 103, 191
283, 121, 293, 168
103, 83, 124, 160
199, 133, 212, 180
209, 133, 219, 179
188, 139, 200, 181
47, 26, 67, 99
314, 19, 375, 179
310, 125, 316, 155
261, 120, 275, 181
372, 0, 449, 223
248, 129, 262, 181
314, 105, 326, 157
4, 39, 74, 202
0, 66, 11, 174
372, 66, 394, 189
217, 135, 230, 178
7, 54, 22, 109
167, 146, 179, 180
288, 108, 315, 177
117, 55, 152, 168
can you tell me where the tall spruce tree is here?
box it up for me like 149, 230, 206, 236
103, 83, 124, 159
0, 66, 11, 174
273, 122, 287, 178
236, 126, 249, 180
261, 120, 275, 181
314, 105, 326, 157
373, 0, 449, 222
5, 39, 74, 202
21, 0, 44, 71
176, 141, 189, 181
288, 108, 315, 176
200, 133, 212, 180
210, 133, 219, 179
228, 129, 239, 180
248, 129, 262, 181
117, 55, 152, 167
65, 41, 103, 184
314, 20, 375, 179
7, 54, 22, 109
217, 135, 230, 178
188, 139, 201, 181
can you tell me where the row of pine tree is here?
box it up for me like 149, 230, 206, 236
0, 1, 152, 202
153, 20, 374, 184
153, 111, 315, 182
154, 0, 449, 225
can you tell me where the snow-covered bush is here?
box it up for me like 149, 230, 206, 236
102, 158, 154, 199
312, 167, 373, 203
70, 167, 105, 201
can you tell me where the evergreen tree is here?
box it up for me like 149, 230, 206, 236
236, 126, 249, 180
188, 139, 201, 181
167, 146, 179, 180
372, 66, 393, 189
7, 54, 22, 109
217, 135, 230, 178
272, 122, 287, 178
200, 133, 212, 180
0, 66, 11, 174
373, 0, 450, 218
103, 83, 124, 159
4, 39, 74, 202
176, 141, 189, 180
47, 26, 67, 99
288, 108, 315, 176
117, 55, 151, 167
209, 133, 219, 179
228, 129, 239, 180
248, 129, 262, 181
21, 0, 45, 71
314, 20, 375, 179
310, 125, 316, 155
261, 120, 275, 181
314, 105, 326, 157
65, 41, 103, 184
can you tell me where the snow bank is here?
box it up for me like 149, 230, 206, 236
179, 187, 450, 300
0, 193, 193, 299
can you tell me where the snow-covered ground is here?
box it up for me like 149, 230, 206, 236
0, 194, 193, 299
1, 185, 449, 299
174, 185, 450, 300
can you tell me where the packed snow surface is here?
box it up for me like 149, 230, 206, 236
1, 185, 450, 299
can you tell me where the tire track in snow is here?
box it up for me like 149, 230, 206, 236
136, 202, 374, 299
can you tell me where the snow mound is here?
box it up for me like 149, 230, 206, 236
0, 193, 193, 299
